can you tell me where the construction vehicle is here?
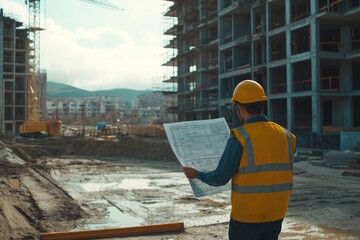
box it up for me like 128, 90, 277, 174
18, 0, 123, 137
19, 120, 62, 137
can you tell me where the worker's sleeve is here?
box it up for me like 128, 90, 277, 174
196, 135, 242, 186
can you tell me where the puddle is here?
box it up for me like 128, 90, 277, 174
77, 178, 153, 192
118, 178, 153, 189
78, 205, 145, 230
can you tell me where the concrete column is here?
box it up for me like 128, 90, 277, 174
285, 0, 293, 130
336, 61, 352, 127
310, 14, 321, 133
265, 2, 272, 119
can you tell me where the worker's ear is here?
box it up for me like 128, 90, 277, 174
235, 103, 243, 111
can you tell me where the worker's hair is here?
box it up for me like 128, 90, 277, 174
242, 101, 264, 115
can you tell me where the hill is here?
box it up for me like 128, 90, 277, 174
47, 82, 148, 102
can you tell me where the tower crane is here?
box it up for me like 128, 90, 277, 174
19, 0, 123, 137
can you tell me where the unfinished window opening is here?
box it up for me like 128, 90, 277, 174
351, 25, 360, 51
15, 107, 25, 120
270, 2, 285, 30
294, 97, 312, 130
254, 42, 265, 65
254, 15, 261, 34
187, 38, 197, 52
4, 21, 13, 35
15, 77, 26, 91
353, 97, 360, 127
178, 78, 185, 93
234, 15, 250, 40
15, 93, 25, 105
234, 45, 250, 70
203, 27, 217, 44
270, 33, 286, 61
184, 76, 195, 92
293, 60, 311, 92
189, 81, 196, 91
271, 99, 287, 128
255, 73, 266, 91
16, 52, 26, 64
209, 74, 217, 87
292, 0, 310, 22
220, 78, 232, 98
15, 65, 26, 73
4, 74, 13, 80
320, 27, 340, 52
16, 39, 27, 49
186, 57, 197, 73
4, 37, 13, 48
190, 96, 196, 108
292, 26, 310, 54
223, 49, 233, 72
3, 64, 14, 73
5, 107, 13, 120
5, 93, 13, 105
5, 82, 13, 91
353, 61, 360, 90
323, 99, 333, 126
222, 16, 232, 44
320, 63, 340, 91
3, 51, 13, 62
270, 66, 287, 94
209, 49, 218, 67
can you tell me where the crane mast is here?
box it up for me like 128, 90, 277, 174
27, 0, 41, 121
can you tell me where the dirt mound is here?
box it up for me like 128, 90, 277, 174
13, 135, 177, 161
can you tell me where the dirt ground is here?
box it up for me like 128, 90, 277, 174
0, 135, 360, 240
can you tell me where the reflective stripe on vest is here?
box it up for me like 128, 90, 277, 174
232, 182, 293, 194
233, 126, 293, 194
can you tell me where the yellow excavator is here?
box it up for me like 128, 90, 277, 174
19, 120, 62, 137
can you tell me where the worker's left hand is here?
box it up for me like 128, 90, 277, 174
183, 167, 198, 179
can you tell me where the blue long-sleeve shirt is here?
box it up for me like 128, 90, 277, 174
197, 115, 269, 186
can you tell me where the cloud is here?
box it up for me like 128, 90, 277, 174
1, 0, 166, 91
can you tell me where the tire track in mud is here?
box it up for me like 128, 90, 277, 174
20, 166, 85, 226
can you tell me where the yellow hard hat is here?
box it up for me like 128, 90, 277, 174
230, 80, 267, 104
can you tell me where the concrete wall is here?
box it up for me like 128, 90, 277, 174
340, 131, 360, 151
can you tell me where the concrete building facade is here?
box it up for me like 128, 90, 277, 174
163, 0, 360, 150
0, 10, 28, 135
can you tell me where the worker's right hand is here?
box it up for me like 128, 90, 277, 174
183, 167, 198, 179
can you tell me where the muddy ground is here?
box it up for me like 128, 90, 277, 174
0, 135, 360, 240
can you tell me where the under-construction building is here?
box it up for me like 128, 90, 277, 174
163, 0, 360, 150
0, 10, 28, 135
0, 9, 48, 136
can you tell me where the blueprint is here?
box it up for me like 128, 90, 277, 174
164, 118, 231, 197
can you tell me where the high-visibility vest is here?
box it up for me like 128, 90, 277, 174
231, 121, 296, 223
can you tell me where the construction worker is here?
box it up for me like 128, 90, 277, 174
183, 80, 296, 240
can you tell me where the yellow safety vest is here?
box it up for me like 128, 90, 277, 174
231, 121, 296, 223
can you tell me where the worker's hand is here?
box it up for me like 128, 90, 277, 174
183, 167, 198, 179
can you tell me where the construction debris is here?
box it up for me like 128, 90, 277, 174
323, 150, 359, 169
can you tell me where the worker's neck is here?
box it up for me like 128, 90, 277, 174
243, 113, 261, 123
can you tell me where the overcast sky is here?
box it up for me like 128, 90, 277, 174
1, 0, 169, 91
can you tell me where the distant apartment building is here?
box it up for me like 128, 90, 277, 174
163, 0, 360, 150
0, 10, 28, 135
46, 96, 126, 123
